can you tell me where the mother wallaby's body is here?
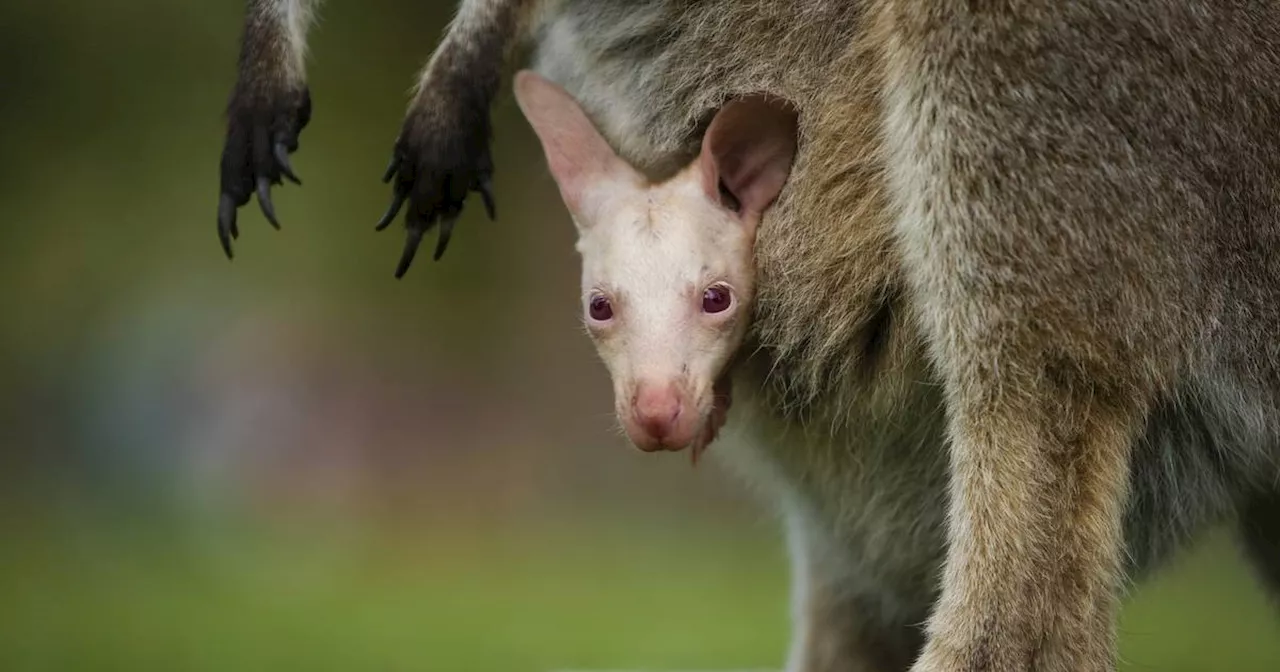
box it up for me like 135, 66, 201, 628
217, 1, 1280, 670
528, 4, 1280, 669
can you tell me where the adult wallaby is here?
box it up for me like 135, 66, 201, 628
215, 1, 1280, 671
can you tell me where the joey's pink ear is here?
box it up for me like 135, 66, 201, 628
513, 70, 637, 220
699, 94, 799, 221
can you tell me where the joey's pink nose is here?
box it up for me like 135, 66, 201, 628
629, 384, 684, 450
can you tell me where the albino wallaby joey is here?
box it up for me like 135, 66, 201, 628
216, 1, 1280, 671
511, 70, 797, 463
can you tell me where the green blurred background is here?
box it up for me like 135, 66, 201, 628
0, 1, 1277, 670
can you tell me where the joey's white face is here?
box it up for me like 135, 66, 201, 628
574, 167, 754, 454
512, 68, 795, 457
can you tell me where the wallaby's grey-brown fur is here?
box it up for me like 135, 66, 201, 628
216, 1, 1280, 670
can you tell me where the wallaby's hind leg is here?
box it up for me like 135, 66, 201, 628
876, 2, 1192, 667
1238, 490, 1280, 602
788, 591, 924, 672
784, 515, 928, 672
376, 0, 541, 277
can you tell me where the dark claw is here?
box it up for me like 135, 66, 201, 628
477, 176, 496, 220
275, 143, 301, 185
255, 176, 280, 229
375, 189, 407, 231
382, 154, 400, 183
378, 86, 496, 272
433, 215, 459, 261
218, 193, 238, 259
394, 227, 425, 279
216, 84, 310, 259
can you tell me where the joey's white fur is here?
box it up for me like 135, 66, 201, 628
513, 69, 797, 458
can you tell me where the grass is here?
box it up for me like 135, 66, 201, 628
0, 508, 1277, 672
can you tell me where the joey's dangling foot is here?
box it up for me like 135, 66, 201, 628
375, 96, 496, 278
217, 87, 312, 259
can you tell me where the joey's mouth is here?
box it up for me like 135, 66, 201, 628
620, 374, 734, 462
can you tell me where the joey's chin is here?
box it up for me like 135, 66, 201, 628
621, 420, 699, 453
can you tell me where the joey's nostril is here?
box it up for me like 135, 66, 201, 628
633, 384, 683, 440
639, 415, 672, 440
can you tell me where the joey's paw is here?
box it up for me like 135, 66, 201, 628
375, 102, 496, 278
691, 377, 734, 467
217, 87, 312, 259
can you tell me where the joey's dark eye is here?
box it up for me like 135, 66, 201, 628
702, 284, 733, 314
588, 294, 614, 321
